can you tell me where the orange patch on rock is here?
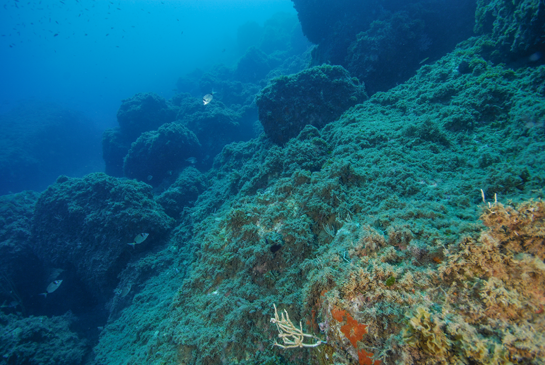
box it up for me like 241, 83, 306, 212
331, 307, 368, 347
331, 307, 347, 322
358, 349, 381, 365
332, 307, 380, 363
341, 313, 368, 348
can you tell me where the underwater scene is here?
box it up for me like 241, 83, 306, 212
1, 0, 545, 364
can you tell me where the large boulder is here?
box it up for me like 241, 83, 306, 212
0, 191, 42, 315
123, 122, 201, 185
0, 312, 88, 365
291, 0, 476, 94
103, 93, 178, 177
475, 0, 545, 63
116, 92, 177, 140
256, 64, 367, 145
102, 128, 132, 177
174, 94, 255, 166
31, 173, 174, 299
156, 166, 208, 219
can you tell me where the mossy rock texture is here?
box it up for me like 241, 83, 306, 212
123, 122, 201, 185
116, 92, 177, 140
156, 166, 208, 219
256, 64, 367, 145
31, 173, 174, 299
0, 312, 88, 365
475, 0, 545, 62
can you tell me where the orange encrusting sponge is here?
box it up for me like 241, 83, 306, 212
331, 307, 381, 365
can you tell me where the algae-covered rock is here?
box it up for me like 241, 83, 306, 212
345, 11, 427, 95
158, 34, 545, 364
123, 122, 201, 185
0, 191, 39, 258
176, 97, 254, 165
86, 8, 545, 365
281, 124, 330, 174
292, 0, 475, 94
102, 128, 132, 177
256, 64, 367, 145
31, 173, 174, 299
0, 191, 42, 314
156, 167, 207, 218
117, 92, 177, 140
475, 0, 545, 63
0, 311, 88, 365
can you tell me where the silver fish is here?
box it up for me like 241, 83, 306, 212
186, 157, 197, 164
41, 280, 63, 297
202, 93, 213, 105
128, 233, 149, 247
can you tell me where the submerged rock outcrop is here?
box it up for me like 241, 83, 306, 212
292, 0, 476, 94
156, 166, 208, 219
31, 173, 174, 299
475, 0, 545, 63
116, 92, 177, 141
102, 93, 178, 178
94, 31, 545, 365
256, 64, 367, 145
0, 312, 88, 365
123, 122, 200, 185
2, 2, 545, 365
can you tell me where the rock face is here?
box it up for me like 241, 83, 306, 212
102, 128, 131, 177
291, 0, 476, 94
102, 93, 179, 177
0, 191, 43, 314
101, 15, 311, 184
474, 0, 545, 63
31, 173, 174, 299
123, 122, 201, 185
116, 93, 177, 140
0, 312, 88, 365
256, 64, 367, 145
156, 166, 208, 219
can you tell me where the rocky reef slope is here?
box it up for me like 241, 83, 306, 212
1, 1, 544, 364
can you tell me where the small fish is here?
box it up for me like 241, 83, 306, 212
120, 283, 132, 297
185, 157, 197, 164
40, 280, 63, 297
128, 233, 149, 248
53, 33, 58, 37
202, 93, 213, 105
147, 175, 153, 181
